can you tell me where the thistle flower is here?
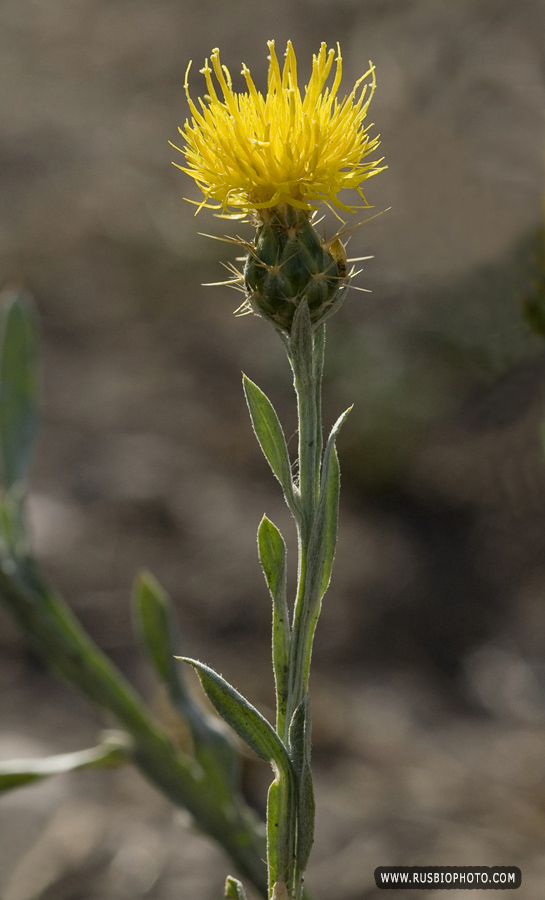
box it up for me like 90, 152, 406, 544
173, 40, 385, 217
173, 41, 385, 334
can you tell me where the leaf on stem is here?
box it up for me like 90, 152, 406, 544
243, 375, 297, 510
134, 572, 240, 792
225, 876, 249, 899
311, 406, 352, 601
312, 324, 326, 385
288, 696, 315, 871
0, 738, 127, 793
178, 658, 292, 775
0, 289, 39, 491
258, 515, 287, 606
257, 516, 290, 729
133, 571, 185, 700
266, 778, 281, 892
288, 300, 313, 387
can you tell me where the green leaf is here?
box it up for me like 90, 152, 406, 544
258, 516, 290, 732
266, 773, 296, 893
133, 572, 240, 793
0, 738, 127, 793
243, 375, 296, 509
258, 515, 287, 606
288, 697, 315, 871
313, 406, 352, 600
0, 490, 27, 556
178, 658, 292, 775
225, 876, 248, 900
313, 324, 326, 385
0, 289, 39, 491
266, 778, 281, 891
133, 571, 184, 697
288, 300, 313, 387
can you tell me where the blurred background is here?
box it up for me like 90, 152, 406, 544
2, 0, 545, 897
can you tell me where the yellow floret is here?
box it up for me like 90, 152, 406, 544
172, 41, 385, 217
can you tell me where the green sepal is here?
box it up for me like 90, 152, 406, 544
258, 515, 290, 731
0, 736, 127, 793
225, 876, 249, 900
315, 406, 352, 600
0, 289, 39, 492
178, 657, 292, 775
289, 697, 315, 871
243, 374, 297, 512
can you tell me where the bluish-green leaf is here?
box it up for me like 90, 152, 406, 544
225, 876, 248, 900
0, 739, 127, 793
178, 657, 292, 775
258, 516, 290, 731
243, 375, 296, 508
0, 289, 39, 490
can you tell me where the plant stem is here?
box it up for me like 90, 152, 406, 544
271, 322, 325, 900
285, 324, 325, 733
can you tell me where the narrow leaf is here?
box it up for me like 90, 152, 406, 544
266, 778, 281, 891
133, 571, 184, 698
257, 515, 287, 605
288, 300, 313, 387
0, 740, 127, 794
313, 406, 352, 600
0, 289, 39, 490
266, 774, 295, 894
289, 697, 315, 871
243, 375, 295, 506
178, 658, 292, 775
316, 453, 340, 601
225, 876, 248, 900
313, 324, 326, 385
258, 516, 290, 731
323, 406, 353, 474
134, 572, 240, 793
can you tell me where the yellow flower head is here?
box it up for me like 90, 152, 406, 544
173, 41, 385, 217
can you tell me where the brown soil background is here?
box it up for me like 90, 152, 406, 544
2, 1, 545, 898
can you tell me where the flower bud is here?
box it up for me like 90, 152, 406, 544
244, 206, 347, 334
